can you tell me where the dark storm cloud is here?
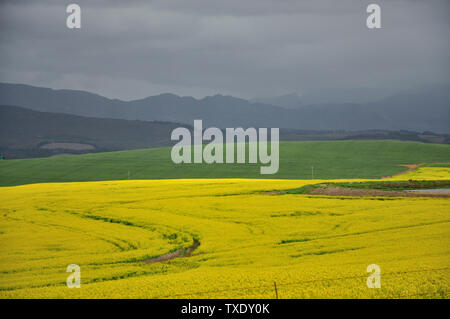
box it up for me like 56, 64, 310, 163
0, 0, 449, 100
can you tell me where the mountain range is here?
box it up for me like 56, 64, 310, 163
0, 82, 449, 134
251, 87, 395, 108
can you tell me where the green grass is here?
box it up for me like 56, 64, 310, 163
1, 140, 449, 187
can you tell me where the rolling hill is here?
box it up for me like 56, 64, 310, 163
3, 104, 448, 160
0, 105, 190, 158
1, 140, 449, 187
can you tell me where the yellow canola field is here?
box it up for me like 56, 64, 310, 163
390, 166, 450, 180
0, 168, 449, 298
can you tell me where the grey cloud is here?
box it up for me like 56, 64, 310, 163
0, 0, 449, 100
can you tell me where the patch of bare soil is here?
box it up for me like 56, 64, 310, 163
255, 190, 287, 195
144, 239, 200, 264
382, 163, 425, 179
308, 186, 450, 198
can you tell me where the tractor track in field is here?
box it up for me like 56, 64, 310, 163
144, 239, 200, 264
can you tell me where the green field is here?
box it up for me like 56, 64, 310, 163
1, 140, 450, 298
1, 140, 450, 187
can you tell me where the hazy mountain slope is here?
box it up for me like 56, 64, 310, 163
0, 82, 448, 133
253, 88, 394, 108
252, 93, 304, 109
3, 103, 448, 159
0, 105, 188, 158
367, 86, 450, 133
0, 83, 126, 118
0, 83, 297, 128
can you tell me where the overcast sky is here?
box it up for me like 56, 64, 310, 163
0, 0, 449, 100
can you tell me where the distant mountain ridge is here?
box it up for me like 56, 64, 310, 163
252, 87, 395, 108
0, 82, 449, 133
